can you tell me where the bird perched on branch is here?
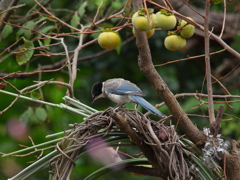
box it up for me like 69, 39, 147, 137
91, 78, 166, 117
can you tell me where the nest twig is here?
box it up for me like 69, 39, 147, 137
50, 107, 191, 180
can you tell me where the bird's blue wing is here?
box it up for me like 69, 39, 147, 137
131, 95, 166, 117
105, 79, 144, 96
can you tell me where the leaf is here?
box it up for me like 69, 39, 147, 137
16, 20, 35, 39
35, 107, 47, 122
70, 13, 80, 31
2, 24, 13, 39
30, 91, 42, 100
16, 38, 34, 65
45, 105, 54, 117
0, 4, 25, 16
39, 25, 55, 34
78, 1, 88, 17
37, 39, 44, 47
115, 35, 122, 55
43, 38, 51, 50
33, 17, 48, 26
20, 107, 35, 124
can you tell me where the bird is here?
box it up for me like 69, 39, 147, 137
91, 78, 166, 117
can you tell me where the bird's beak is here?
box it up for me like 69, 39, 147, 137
92, 96, 98, 103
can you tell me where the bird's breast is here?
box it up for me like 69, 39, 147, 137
106, 93, 131, 105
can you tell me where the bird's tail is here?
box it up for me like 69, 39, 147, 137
130, 95, 166, 117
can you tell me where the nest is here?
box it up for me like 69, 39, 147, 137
50, 107, 191, 180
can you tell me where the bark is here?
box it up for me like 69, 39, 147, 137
132, 0, 206, 146
0, 0, 20, 32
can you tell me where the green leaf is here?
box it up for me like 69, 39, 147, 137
45, 105, 54, 118
16, 20, 35, 39
37, 39, 44, 47
35, 107, 47, 122
39, 25, 55, 34
70, 13, 80, 31
1, 24, 13, 39
78, 1, 88, 17
16, 38, 34, 65
30, 91, 42, 100
115, 34, 122, 55
20, 107, 35, 124
43, 38, 51, 50
0, 4, 25, 16
33, 17, 48, 26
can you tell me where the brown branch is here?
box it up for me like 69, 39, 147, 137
0, 36, 135, 79
154, 49, 226, 67
12, 146, 55, 157
132, 0, 205, 146
0, 0, 20, 31
109, 109, 161, 175
0, 62, 68, 80
210, 105, 224, 137
204, 0, 215, 124
34, 0, 81, 32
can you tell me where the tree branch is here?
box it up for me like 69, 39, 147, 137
0, 0, 20, 32
204, 0, 215, 124
132, 0, 205, 145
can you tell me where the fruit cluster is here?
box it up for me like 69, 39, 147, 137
164, 17, 195, 51
97, 8, 195, 51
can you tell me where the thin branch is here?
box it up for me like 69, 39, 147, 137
219, 0, 227, 38
211, 75, 231, 95
204, 0, 215, 124
213, 105, 224, 133
0, 0, 20, 31
0, 62, 68, 80
12, 146, 56, 158
155, 49, 226, 67
180, 0, 205, 18
33, 80, 71, 88
34, 0, 81, 32
71, 25, 84, 89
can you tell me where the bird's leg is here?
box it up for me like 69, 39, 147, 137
114, 104, 124, 111
133, 103, 139, 114
134, 103, 138, 109
114, 106, 120, 111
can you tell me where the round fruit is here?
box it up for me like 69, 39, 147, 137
132, 27, 155, 38
164, 35, 186, 51
98, 32, 120, 49
150, 13, 158, 28
132, 11, 158, 31
180, 17, 195, 39
156, 11, 177, 30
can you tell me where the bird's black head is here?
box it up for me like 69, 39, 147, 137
91, 82, 103, 102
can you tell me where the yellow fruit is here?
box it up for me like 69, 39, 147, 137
98, 32, 120, 49
156, 11, 177, 30
132, 27, 155, 38
164, 35, 186, 51
132, 11, 158, 31
180, 17, 195, 39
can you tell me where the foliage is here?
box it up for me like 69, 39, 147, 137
0, 0, 240, 179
